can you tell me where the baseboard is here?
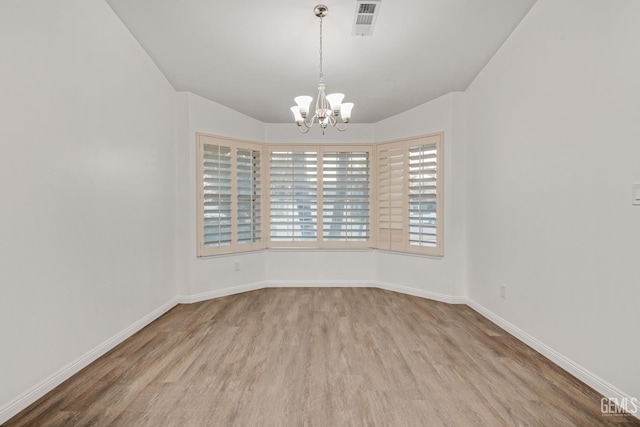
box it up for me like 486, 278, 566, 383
177, 281, 268, 304
264, 279, 377, 288
465, 298, 640, 421
189, 279, 467, 307
375, 281, 467, 304
178, 280, 389, 302
178, 280, 466, 303
178, 280, 467, 304
0, 297, 180, 425
236, 280, 467, 306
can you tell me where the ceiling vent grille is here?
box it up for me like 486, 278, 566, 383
356, 14, 374, 25
352, 0, 381, 36
359, 3, 377, 14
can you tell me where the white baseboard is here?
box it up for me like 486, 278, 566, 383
177, 281, 268, 303
0, 297, 179, 425
264, 279, 376, 288
375, 281, 467, 304
178, 279, 467, 307
465, 297, 640, 421
181, 280, 467, 306
178, 280, 397, 303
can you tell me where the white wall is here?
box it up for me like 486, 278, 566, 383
0, 0, 178, 420
465, 0, 640, 399
374, 93, 468, 299
265, 249, 376, 285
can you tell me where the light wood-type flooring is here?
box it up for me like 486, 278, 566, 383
5, 288, 640, 426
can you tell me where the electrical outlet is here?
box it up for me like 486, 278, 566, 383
500, 283, 507, 299
234, 261, 240, 271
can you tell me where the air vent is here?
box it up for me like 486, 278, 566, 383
356, 15, 374, 25
352, 0, 381, 36
359, 3, 376, 14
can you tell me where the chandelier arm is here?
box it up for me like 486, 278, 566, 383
302, 112, 318, 128
335, 122, 348, 131
298, 125, 312, 134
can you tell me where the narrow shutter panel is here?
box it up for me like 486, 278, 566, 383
322, 151, 370, 243
269, 150, 318, 243
408, 143, 438, 248
377, 142, 405, 251
237, 148, 261, 245
202, 144, 232, 248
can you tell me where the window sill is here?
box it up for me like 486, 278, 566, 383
197, 247, 444, 259
266, 247, 375, 253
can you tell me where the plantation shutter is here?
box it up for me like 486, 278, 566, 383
201, 143, 232, 250
236, 147, 262, 246
377, 141, 405, 251
408, 142, 438, 249
269, 149, 319, 245
197, 134, 264, 256
376, 133, 443, 255
321, 150, 371, 245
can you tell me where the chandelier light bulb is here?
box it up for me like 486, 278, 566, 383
294, 96, 313, 118
326, 93, 345, 115
340, 102, 354, 122
290, 106, 303, 124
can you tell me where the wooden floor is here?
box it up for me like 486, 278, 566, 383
5, 288, 639, 426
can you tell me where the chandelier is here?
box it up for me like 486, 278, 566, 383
290, 4, 354, 134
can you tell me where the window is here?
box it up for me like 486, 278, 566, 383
267, 145, 372, 248
196, 133, 442, 256
197, 134, 263, 256
376, 133, 443, 255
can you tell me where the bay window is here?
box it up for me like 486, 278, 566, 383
196, 133, 442, 257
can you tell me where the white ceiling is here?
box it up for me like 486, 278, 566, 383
105, 0, 536, 124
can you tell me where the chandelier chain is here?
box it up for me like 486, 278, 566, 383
319, 16, 323, 82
